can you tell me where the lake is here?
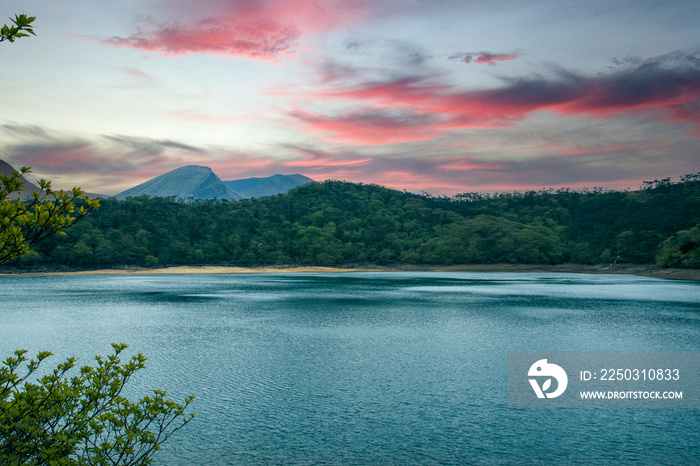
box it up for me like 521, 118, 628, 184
1, 272, 699, 465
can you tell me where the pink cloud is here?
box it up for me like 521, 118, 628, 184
105, 19, 299, 60
474, 52, 518, 65
104, 0, 373, 60
450, 51, 518, 66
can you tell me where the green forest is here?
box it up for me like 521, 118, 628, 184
9, 174, 700, 269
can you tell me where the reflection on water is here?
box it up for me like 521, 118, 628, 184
1, 272, 699, 465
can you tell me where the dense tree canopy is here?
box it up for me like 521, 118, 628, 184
16, 174, 700, 269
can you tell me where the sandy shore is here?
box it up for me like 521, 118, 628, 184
1, 263, 699, 280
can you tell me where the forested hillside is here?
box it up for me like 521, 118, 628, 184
12, 175, 700, 269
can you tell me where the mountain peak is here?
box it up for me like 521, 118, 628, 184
172, 164, 212, 172
113, 165, 242, 201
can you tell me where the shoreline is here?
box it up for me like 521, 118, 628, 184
1, 263, 699, 281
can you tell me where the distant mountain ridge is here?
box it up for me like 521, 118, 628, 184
224, 174, 314, 199
113, 165, 313, 200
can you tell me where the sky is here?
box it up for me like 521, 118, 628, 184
1, 0, 699, 196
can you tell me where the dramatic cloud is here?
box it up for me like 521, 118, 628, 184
103, 0, 376, 60
296, 58, 700, 145
449, 51, 518, 66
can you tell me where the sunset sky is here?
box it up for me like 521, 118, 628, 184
1, 0, 699, 195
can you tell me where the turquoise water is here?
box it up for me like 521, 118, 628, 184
1, 272, 699, 464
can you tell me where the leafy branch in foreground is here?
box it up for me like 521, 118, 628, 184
0, 166, 100, 265
0, 14, 36, 43
0, 343, 195, 465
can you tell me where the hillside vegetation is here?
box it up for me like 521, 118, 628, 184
13, 175, 700, 269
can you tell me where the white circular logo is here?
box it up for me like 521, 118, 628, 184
528, 359, 568, 398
